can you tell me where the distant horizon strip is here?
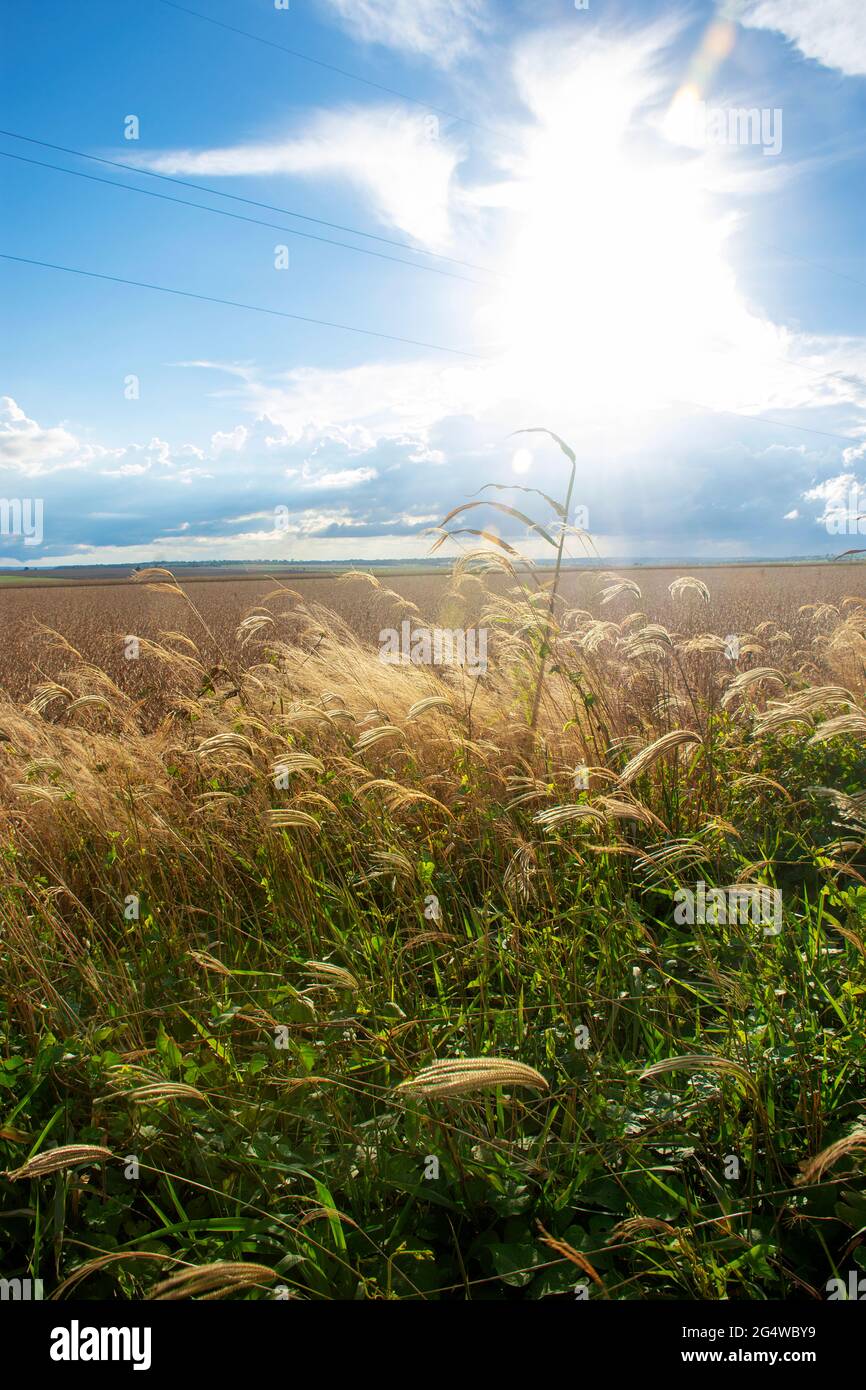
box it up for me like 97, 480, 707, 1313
1, 556, 862, 579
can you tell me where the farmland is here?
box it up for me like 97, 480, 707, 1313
1, 542, 866, 1302
1, 560, 864, 702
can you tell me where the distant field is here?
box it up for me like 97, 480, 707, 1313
0, 560, 864, 702
0, 575, 67, 586
0, 561, 454, 586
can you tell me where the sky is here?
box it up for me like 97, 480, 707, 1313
1, 0, 865, 566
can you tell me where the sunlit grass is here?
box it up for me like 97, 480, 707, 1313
2, 451, 866, 1300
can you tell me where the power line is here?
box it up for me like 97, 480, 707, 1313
152, 7, 863, 300
750, 237, 866, 294
679, 399, 863, 445
153, 0, 501, 137
764, 353, 864, 387
705, 345, 866, 395
2, 137, 857, 389
3, 255, 860, 435
0, 128, 496, 276
0, 252, 486, 358
1, 142, 856, 305
7, 142, 854, 395
0, 149, 493, 288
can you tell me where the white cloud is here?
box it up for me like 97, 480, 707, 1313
212, 359, 484, 442
318, 0, 489, 66
6, 380, 866, 566
99, 437, 209, 482
0, 396, 96, 476
803, 472, 863, 529
137, 106, 464, 248
301, 465, 378, 489
211, 425, 248, 455
729, 0, 866, 78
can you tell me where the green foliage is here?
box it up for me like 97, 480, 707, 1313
2, 715, 865, 1301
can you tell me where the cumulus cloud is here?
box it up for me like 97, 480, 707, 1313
728, 0, 866, 78
803, 473, 865, 532
4, 380, 865, 567
0, 394, 461, 563
210, 426, 248, 455
0, 397, 98, 477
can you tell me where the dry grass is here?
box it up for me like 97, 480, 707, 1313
1, 555, 866, 1299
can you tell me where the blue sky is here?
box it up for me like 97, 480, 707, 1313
1, 0, 865, 565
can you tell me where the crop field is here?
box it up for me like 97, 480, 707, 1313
1, 560, 864, 703
2, 521, 866, 1303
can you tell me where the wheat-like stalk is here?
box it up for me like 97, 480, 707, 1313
600, 579, 642, 605
537, 1222, 607, 1292
720, 668, 786, 707
271, 752, 325, 776
809, 711, 866, 743
196, 733, 256, 759
5, 1144, 114, 1180
397, 1057, 549, 1098
607, 1217, 678, 1243
354, 726, 405, 752
406, 696, 452, 720
303, 960, 359, 992
122, 1083, 208, 1105
639, 1054, 757, 1094
797, 1129, 866, 1185
148, 1261, 278, 1300
619, 729, 703, 786
532, 803, 607, 828
267, 808, 321, 830
669, 576, 711, 603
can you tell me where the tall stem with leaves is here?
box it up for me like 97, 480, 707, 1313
432, 427, 585, 733
520, 430, 577, 731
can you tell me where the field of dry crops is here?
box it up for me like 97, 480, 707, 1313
1, 561, 864, 704
1, 554, 866, 1301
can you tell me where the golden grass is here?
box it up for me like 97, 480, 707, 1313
2, 555, 866, 1300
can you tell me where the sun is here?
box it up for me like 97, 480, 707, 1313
485, 30, 783, 424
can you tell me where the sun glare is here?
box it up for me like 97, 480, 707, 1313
488, 34, 784, 423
